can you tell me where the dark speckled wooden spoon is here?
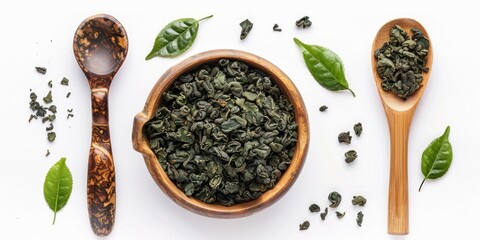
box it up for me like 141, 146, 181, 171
73, 14, 128, 236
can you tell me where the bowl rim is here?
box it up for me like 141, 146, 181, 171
133, 49, 309, 218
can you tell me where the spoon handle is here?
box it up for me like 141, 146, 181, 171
386, 110, 412, 235
87, 89, 115, 236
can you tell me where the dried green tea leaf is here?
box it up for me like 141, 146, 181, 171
345, 150, 358, 163
419, 126, 453, 192
36, 67, 47, 74
28, 114, 37, 122
67, 114, 74, 119
48, 105, 57, 113
354, 122, 363, 136
328, 191, 342, 207
47, 132, 56, 142
320, 207, 328, 220
338, 131, 352, 144
299, 221, 310, 230
319, 105, 328, 112
335, 211, 345, 219
43, 158, 73, 224
309, 203, 320, 213
145, 15, 213, 59
60, 77, 69, 86
46, 123, 54, 131
66, 92, 71, 98
352, 195, 367, 206
239, 19, 253, 40
43, 90, 53, 104
295, 16, 312, 28
48, 80, 52, 88
45, 149, 50, 157
356, 211, 364, 227
294, 38, 355, 97
273, 24, 281, 32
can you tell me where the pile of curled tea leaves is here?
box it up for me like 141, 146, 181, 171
374, 25, 430, 100
145, 59, 298, 206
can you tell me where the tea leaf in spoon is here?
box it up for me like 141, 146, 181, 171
145, 15, 213, 59
43, 157, 73, 224
293, 38, 355, 97
419, 126, 453, 192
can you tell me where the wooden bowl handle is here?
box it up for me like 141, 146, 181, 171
387, 110, 411, 235
87, 89, 116, 236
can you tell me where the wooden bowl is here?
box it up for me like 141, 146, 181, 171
132, 49, 309, 218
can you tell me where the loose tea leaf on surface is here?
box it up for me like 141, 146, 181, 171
273, 24, 282, 32
66, 92, 71, 98
338, 131, 352, 144
419, 126, 452, 192
320, 207, 328, 220
319, 105, 328, 112
328, 191, 342, 207
294, 38, 355, 97
335, 211, 345, 219
356, 211, 364, 226
60, 77, 69, 86
239, 19, 253, 40
146, 15, 213, 59
309, 204, 320, 213
43, 90, 53, 104
352, 195, 367, 206
45, 149, 50, 157
47, 132, 56, 142
353, 122, 362, 136
295, 16, 312, 28
43, 158, 73, 224
345, 150, 357, 163
48, 80, 52, 88
299, 221, 310, 230
36, 67, 47, 74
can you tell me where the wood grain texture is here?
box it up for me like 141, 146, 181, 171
371, 18, 433, 235
132, 49, 309, 218
73, 14, 128, 236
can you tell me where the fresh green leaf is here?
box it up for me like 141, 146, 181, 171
293, 38, 355, 97
145, 15, 213, 59
419, 126, 453, 192
43, 157, 73, 224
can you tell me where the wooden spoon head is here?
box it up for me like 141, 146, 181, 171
73, 14, 128, 77
371, 18, 433, 112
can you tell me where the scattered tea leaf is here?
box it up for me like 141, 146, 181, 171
67, 114, 74, 119
328, 191, 342, 208
295, 16, 312, 28
335, 211, 346, 219
45, 149, 50, 157
239, 19, 253, 40
48, 80, 52, 88
47, 132, 56, 142
345, 150, 358, 163
299, 221, 310, 230
46, 123, 54, 131
352, 195, 367, 206
43, 90, 53, 104
28, 114, 37, 122
48, 105, 57, 113
66, 92, 71, 98
356, 211, 364, 227
60, 77, 69, 86
319, 105, 328, 112
419, 126, 453, 192
273, 23, 281, 32
354, 122, 363, 136
145, 15, 213, 59
294, 38, 355, 97
36, 67, 47, 74
338, 131, 352, 144
320, 207, 328, 220
43, 158, 73, 224
309, 204, 320, 213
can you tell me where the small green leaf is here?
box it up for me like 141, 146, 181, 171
419, 126, 453, 192
293, 38, 355, 97
43, 157, 73, 224
146, 15, 213, 59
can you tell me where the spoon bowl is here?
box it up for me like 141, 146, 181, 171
371, 18, 433, 235
73, 14, 128, 236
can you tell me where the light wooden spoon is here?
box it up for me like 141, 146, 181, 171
371, 18, 433, 235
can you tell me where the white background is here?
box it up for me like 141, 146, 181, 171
0, 0, 477, 239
